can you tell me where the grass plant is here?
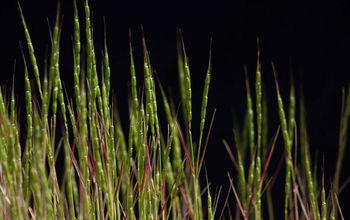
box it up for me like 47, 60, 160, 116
0, 1, 349, 219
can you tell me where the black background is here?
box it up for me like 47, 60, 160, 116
1, 0, 350, 218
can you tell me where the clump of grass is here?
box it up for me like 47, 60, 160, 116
224, 46, 349, 219
0, 1, 216, 219
0, 1, 349, 220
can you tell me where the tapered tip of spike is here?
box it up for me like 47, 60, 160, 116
208, 38, 212, 67
17, 1, 25, 20
244, 65, 249, 81
17, 1, 22, 11
128, 29, 134, 56
128, 28, 132, 43
141, 25, 146, 45
271, 62, 276, 74
271, 62, 280, 90
141, 26, 149, 63
177, 28, 188, 61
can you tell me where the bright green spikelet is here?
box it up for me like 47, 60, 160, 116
10, 82, 22, 194
18, 3, 43, 99
272, 66, 290, 150
23, 57, 33, 140
41, 67, 49, 118
172, 117, 182, 174
244, 68, 256, 213
102, 33, 112, 134
198, 43, 212, 165
84, 0, 102, 113
255, 41, 262, 152
151, 70, 160, 138
177, 29, 187, 124
45, 8, 63, 216
73, 0, 81, 105
183, 45, 192, 128
272, 64, 295, 220
206, 178, 213, 220
103, 29, 111, 100
254, 41, 262, 219
129, 34, 140, 158
177, 29, 192, 129
178, 32, 202, 217
129, 32, 139, 113
50, 4, 61, 118
21, 49, 33, 200
101, 61, 116, 214
42, 17, 62, 212
142, 36, 155, 135
237, 151, 247, 209
84, 0, 105, 199
288, 76, 296, 140
244, 68, 255, 156
9, 88, 23, 196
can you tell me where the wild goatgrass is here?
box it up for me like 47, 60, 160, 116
0, 0, 349, 219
